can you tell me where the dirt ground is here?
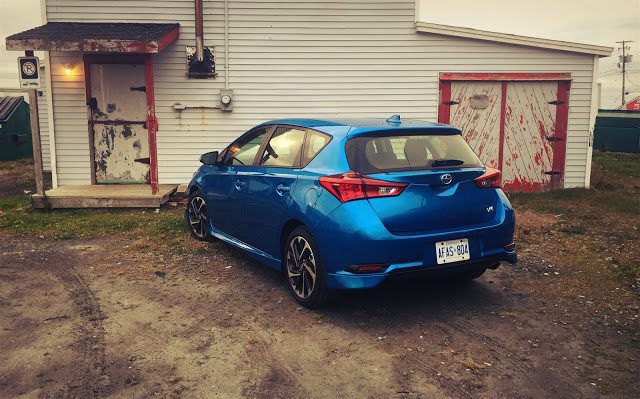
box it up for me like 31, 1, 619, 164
1, 154, 639, 398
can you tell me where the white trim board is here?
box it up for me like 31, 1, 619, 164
415, 22, 613, 57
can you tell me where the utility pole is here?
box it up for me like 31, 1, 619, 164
617, 40, 633, 107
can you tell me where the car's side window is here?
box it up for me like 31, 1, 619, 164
302, 130, 331, 167
259, 126, 306, 168
222, 127, 269, 166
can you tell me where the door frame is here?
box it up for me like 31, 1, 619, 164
83, 54, 159, 194
438, 72, 572, 190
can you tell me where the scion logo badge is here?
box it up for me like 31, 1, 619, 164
440, 174, 453, 185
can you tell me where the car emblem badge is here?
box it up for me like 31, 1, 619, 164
440, 174, 453, 185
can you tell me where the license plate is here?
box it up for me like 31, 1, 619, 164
435, 238, 470, 265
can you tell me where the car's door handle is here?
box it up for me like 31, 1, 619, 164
234, 180, 246, 191
276, 184, 291, 196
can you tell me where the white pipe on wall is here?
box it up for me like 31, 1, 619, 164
224, 0, 229, 89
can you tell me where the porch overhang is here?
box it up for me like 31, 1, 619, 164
6, 22, 180, 53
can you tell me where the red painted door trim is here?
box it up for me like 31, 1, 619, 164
497, 82, 508, 171
83, 56, 97, 185
157, 25, 180, 53
552, 80, 571, 189
144, 54, 159, 195
82, 54, 146, 65
437, 80, 452, 124
439, 72, 572, 82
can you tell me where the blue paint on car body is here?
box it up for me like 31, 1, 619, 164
187, 117, 517, 291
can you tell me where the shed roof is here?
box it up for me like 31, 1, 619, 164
6, 22, 180, 53
415, 22, 613, 57
0, 97, 24, 122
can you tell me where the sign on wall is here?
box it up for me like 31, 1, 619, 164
621, 97, 640, 111
18, 56, 40, 89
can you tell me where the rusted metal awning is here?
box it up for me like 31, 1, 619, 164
6, 22, 180, 53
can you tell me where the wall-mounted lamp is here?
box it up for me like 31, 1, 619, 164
64, 63, 73, 75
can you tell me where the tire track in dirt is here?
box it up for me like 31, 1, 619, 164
240, 333, 309, 399
432, 315, 584, 398
0, 238, 116, 398
55, 259, 112, 399
404, 351, 475, 399
437, 319, 530, 370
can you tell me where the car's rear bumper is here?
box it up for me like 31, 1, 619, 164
313, 195, 516, 290
327, 251, 516, 290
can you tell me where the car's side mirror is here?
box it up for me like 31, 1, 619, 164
200, 151, 219, 165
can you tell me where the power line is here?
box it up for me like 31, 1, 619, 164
600, 68, 640, 75
626, 71, 640, 88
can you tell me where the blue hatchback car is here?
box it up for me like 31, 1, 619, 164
186, 116, 517, 307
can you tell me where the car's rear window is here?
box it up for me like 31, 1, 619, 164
345, 133, 482, 174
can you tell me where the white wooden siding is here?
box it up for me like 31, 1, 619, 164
45, 0, 596, 188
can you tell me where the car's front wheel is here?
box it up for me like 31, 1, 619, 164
185, 189, 215, 242
284, 227, 332, 308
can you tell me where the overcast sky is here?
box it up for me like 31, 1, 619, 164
1, 0, 639, 108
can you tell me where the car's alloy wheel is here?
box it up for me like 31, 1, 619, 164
284, 227, 333, 308
187, 195, 209, 239
286, 236, 317, 299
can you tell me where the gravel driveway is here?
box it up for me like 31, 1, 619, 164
1, 225, 637, 398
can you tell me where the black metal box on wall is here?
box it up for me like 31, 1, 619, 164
186, 46, 215, 78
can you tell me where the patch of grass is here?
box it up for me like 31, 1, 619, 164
592, 151, 640, 179
0, 196, 30, 210
510, 187, 640, 216
0, 157, 52, 198
0, 157, 34, 174
0, 196, 188, 244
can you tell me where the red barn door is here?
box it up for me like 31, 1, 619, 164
439, 73, 570, 192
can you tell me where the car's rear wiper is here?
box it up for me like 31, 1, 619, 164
432, 159, 465, 167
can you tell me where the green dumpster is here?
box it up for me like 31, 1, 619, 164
0, 96, 33, 161
594, 110, 640, 153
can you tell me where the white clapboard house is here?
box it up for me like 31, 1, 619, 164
6, 0, 612, 207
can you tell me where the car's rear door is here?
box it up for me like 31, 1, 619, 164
241, 125, 307, 256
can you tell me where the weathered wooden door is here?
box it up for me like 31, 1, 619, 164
502, 82, 558, 191
440, 76, 569, 192
449, 81, 503, 170
90, 64, 149, 184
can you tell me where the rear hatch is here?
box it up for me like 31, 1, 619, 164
345, 131, 500, 234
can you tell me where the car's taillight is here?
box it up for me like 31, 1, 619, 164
319, 171, 407, 203
475, 167, 502, 188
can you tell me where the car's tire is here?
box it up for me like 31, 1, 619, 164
185, 189, 215, 242
284, 227, 333, 308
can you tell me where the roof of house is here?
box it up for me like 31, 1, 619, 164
6, 22, 180, 53
415, 22, 613, 57
0, 97, 24, 122
256, 116, 460, 136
